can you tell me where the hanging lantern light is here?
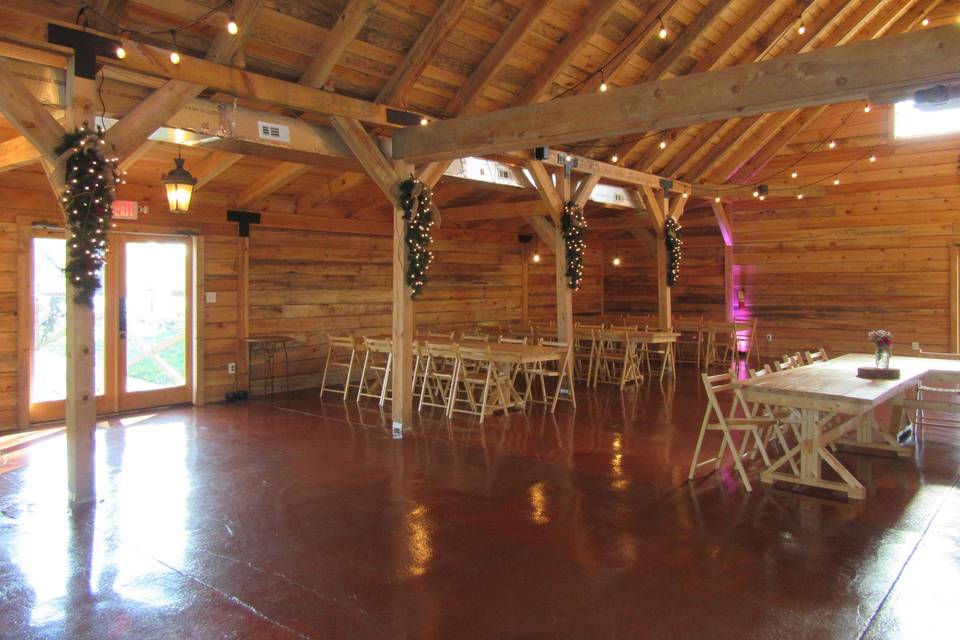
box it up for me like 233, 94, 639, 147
161, 148, 197, 213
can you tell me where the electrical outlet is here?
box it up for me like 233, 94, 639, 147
205, 291, 217, 303
912, 341, 920, 351
228, 362, 236, 374
766, 334, 773, 342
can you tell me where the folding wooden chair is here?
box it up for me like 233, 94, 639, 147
573, 323, 603, 383
688, 371, 774, 492
526, 339, 576, 411
804, 348, 829, 365
675, 315, 704, 369
357, 337, 392, 406
747, 366, 800, 475
319, 335, 361, 400
449, 344, 512, 422
418, 341, 460, 414
907, 349, 960, 431
594, 329, 644, 389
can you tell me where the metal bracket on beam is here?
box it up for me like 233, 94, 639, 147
227, 210, 262, 237
48, 23, 120, 80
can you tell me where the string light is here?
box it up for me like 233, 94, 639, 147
797, 191, 804, 200
659, 139, 667, 150
665, 216, 682, 286
612, 255, 621, 267
658, 15, 668, 39
169, 30, 181, 64
599, 71, 608, 93
610, 154, 618, 163
714, 192, 721, 203
399, 179, 436, 298
864, 103, 872, 113
828, 140, 836, 149
798, 22, 806, 35
869, 152, 877, 162
227, 15, 239, 35
561, 201, 587, 290
922, 17, 930, 26
115, 44, 126, 59
532, 250, 541, 263
833, 176, 840, 185
420, 117, 429, 126
791, 168, 798, 179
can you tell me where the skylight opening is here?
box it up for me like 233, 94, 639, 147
894, 98, 960, 139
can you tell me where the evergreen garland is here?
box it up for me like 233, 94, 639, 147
398, 178, 438, 299
56, 125, 122, 307
561, 200, 587, 290
665, 215, 683, 286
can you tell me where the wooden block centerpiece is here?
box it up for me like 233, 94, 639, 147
857, 367, 901, 380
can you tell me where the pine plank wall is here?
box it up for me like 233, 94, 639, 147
1, 156, 959, 430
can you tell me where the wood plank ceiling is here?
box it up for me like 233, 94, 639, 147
0, 0, 956, 238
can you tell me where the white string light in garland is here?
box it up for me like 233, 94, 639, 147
56, 124, 123, 306
398, 178, 439, 299
561, 201, 587, 290
665, 215, 683, 287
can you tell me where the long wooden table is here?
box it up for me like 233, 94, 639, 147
371, 335, 569, 414
736, 353, 960, 499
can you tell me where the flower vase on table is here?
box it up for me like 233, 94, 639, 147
869, 330, 892, 369
858, 330, 900, 379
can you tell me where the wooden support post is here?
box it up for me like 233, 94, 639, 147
951, 245, 959, 352
556, 175, 573, 343
521, 244, 529, 325
392, 160, 414, 433
656, 230, 671, 331
65, 72, 98, 505
724, 246, 734, 323
238, 235, 250, 392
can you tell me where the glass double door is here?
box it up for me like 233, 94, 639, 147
30, 232, 193, 423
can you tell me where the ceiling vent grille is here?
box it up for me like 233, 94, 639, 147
257, 121, 290, 143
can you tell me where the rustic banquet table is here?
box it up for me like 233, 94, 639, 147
736, 353, 960, 499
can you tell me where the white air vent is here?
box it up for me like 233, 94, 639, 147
614, 192, 625, 202
478, 167, 486, 176
497, 168, 510, 179
257, 121, 290, 143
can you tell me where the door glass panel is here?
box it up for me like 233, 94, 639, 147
32, 237, 105, 402
125, 242, 187, 391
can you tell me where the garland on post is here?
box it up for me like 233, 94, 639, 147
665, 215, 683, 286
56, 125, 122, 307
398, 178, 438, 299
561, 200, 587, 290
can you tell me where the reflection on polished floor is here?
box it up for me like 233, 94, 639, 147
1, 372, 959, 639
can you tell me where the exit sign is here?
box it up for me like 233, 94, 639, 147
112, 200, 138, 220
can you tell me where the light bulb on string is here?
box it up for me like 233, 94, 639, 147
714, 192, 721, 203
612, 255, 621, 267
169, 30, 181, 64
798, 22, 806, 35
833, 176, 840, 185
420, 117, 429, 126
658, 15, 668, 39
864, 103, 872, 113
791, 168, 798, 179
532, 250, 541, 263
115, 44, 126, 59
828, 140, 836, 149
610, 153, 618, 163
227, 16, 239, 35
659, 139, 667, 150
797, 191, 804, 200
869, 152, 877, 162
922, 17, 930, 26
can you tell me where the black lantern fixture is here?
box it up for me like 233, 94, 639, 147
161, 147, 197, 214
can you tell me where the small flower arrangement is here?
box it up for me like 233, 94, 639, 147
868, 330, 892, 368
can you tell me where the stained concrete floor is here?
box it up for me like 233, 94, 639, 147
1, 371, 958, 639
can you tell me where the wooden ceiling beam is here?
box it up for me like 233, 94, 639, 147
574, 0, 682, 96
300, 0, 379, 90
375, 0, 472, 105
296, 172, 367, 213
393, 24, 960, 162
235, 161, 309, 208
330, 116, 400, 201
443, 0, 550, 116
610, 0, 736, 167
512, 0, 622, 105
722, 0, 920, 184
657, 3, 804, 177
444, 199, 547, 222
625, 0, 775, 171
0, 7, 422, 129
710, 201, 734, 247
192, 150, 245, 191
0, 135, 41, 172
687, 0, 888, 182
106, 0, 265, 161
0, 61, 62, 167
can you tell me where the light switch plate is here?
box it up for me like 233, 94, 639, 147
205, 291, 217, 303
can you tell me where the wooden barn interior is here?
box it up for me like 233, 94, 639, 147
2, 0, 960, 638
